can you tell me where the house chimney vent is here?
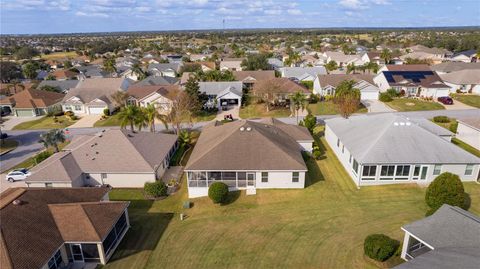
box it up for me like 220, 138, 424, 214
246, 127, 252, 132
394, 122, 399, 126
12, 199, 23, 206
240, 127, 245, 131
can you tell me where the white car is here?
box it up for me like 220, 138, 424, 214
6, 168, 31, 182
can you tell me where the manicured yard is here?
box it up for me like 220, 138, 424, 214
452, 138, 480, 158
308, 101, 367, 115
12, 116, 77, 130
239, 103, 291, 119
105, 127, 480, 269
452, 94, 480, 108
94, 114, 122, 127
40, 51, 78, 60
0, 139, 19, 154
385, 99, 445, 112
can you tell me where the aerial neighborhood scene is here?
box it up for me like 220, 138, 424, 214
1, 1, 480, 268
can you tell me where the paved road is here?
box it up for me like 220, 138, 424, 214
1, 130, 45, 173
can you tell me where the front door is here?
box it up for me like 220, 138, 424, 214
70, 244, 84, 262
247, 173, 255, 187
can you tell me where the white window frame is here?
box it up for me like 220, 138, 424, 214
292, 172, 299, 183
261, 172, 268, 183
433, 164, 442, 176
361, 165, 377, 181
465, 164, 474, 176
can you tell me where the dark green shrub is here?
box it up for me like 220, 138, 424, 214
34, 151, 53, 164
379, 92, 393, 102
300, 81, 313, 90
364, 234, 400, 262
312, 149, 321, 160
386, 88, 399, 97
144, 181, 167, 197
309, 93, 320, 104
208, 182, 229, 204
425, 172, 465, 215
302, 112, 317, 134
64, 111, 74, 117
103, 108, 110, 116
433, 116, 450, 123
449, 121, 458, 133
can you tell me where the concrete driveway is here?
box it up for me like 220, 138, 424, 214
361, 99, 396, 113
440, 100, 476, 110
216, 106, 240, 120
0, 174, 27, 193
68, 115, 102, 128
0, 116, 40, 130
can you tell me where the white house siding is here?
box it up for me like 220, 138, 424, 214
420, 88, 450, 98
63, 104, 87, 114
456, 122, 480, 150
27, 182, 74, 188
313, 77, 321, 94
84, 173, 156, 188
373, 73, 390, 92
325, 125, 360, 185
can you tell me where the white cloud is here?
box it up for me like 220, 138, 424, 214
339, 0, 390, 10
288, 9, 302, 15
75, 11, 109, 18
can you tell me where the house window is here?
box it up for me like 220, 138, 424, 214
380, 165, 395, 180
353, 160, 359, 174
45, 183, 53, 188
342, 145, 345, 153
261, 172, 268, 183
465, 164, 474, 176
433, 165, 442, 175
395, 165, 410, 180
64, 105, 72, 111
337, 138, 340, 147
292, 172, 299, 183
74, 105, 82, 111
349, 154, 352, 164
47, 249, 63, 269
362, 165, 377, 179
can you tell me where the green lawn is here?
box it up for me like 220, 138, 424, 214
94, 114, 123, 127
239, 103, 291, 119
452, 138, 480, 158
452, 94, 480, 108
0, 139, 19, 154
12, 116, 77, 130
308, 101, 367, 115
385, 99, 445, 112
105, 127, 480, 269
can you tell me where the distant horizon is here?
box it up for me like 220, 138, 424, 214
1, 0, 479, 35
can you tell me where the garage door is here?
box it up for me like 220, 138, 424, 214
15, 109, 34, 117
88, 106, 106, 115
361, 91, 379, 100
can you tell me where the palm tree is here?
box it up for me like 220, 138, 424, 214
346, 63, 356, 74
285, 51, 301, 67
39, 129, 65, 152
290, 91, 307, 123
178, 130, 191, 147
381, 49, 392, 64
118, 105, 141, 131
103, 57, 117, 74
142, 104, 168, 133
131, 63, 146, 80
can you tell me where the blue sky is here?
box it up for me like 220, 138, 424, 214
1, 0, 479, 34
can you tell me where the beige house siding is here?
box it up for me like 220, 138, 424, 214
85, 173, 156, 188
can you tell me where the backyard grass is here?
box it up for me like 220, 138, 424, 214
452, 138, 480, 158
308, 101, 367, 115
94, 114, 122, 127
40, 51, 78, 60
385, 99, 445, 112
452, 94, 480, 108
239, 103, 291, 119
104, 126, 480, 269
0, 139, 19, 154
12, 116, 77, 130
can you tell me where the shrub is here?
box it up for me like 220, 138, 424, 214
64, 111, 74, 117
425, 172, 465, 215
302, 112, 317, 134
208, 182, 229, 204
70, 115, 78, 121
449, 121, 458, 133
364, 234, 400, 262
309, 93, 320, 104
103, 108, 110, 116
312, 149, 321, 160
433, 116, 450, 123
379, 92, 393, 102
144, 181, 167, 197
386, 88, 399, 98
34, 151, 53, 164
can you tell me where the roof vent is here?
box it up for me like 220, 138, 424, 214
91, 157, 95, 160
406, 122, 411, 126
12, 199, 23, 206
399, 122, 405, 126
240, 127, 245, 131
394, 122, 399, 126
246, 127, 252, 132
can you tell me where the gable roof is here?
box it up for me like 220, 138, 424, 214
232, 70, 276, 82
147, 63, 181, 73
254, 77, 310, 94
0, 187, 125, 269
280, 66, 327, 79
135, 75, 178, 86
63, 78, 130, 105
0, 88, 64, 108
317, 74, 375, 87
185, 119, 310, 171
51, 69, 77, 79
431, 62, 480, 73
127, 85, 179, 100
439, 69, 480, 84
325, 114, 480, 164
38, 80, 79, 92
383, 64, 431, 71
408, 45, 449, 55
198, 81, 243, 96
381, 70, 449, 88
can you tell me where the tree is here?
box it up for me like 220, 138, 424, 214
300, 110, 316, 134
118, 105, 141, 131
253, 79, 284, 112
40, 85, 61, 93
208, 182, 229, 204
22, 62, 38, 79
425, 172, 466, 215
111, 91, 130, 108
325, 60, 338, 72
39, 129, 65, 153
165, 89, 195, 134
179, 63, 202, 74
290, 91, 307, 123
184, 77, 203, 114
142, 104, 168, 132
103, 57, 117, 74
178, 130, 192, 147
285, 51, 301, 67
241, 54, 269, 70
380, 49, 392, 64
0, 62, 22, 82
45, 74, 56, 80
346, 63, 356, 74
14, 47, 39, 60
63, 60, 72, 69
131, 63, 146, 80
334, 80, 361, 119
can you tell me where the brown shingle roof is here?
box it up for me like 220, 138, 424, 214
0, 88, 64, 108
253, 77, 310, 94
185, 119, 309, 171
127, 85, 179, 100
233, 71, 276, 82
384, 64, 431, 71
0, 187, 122, 269
51, 69, 77, 79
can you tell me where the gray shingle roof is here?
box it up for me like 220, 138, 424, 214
198, 81, 243, 96
38, 80, 79, 92
394, 247, 480, 269
280, 67, 327, 80
135, 75, 178, 86
431, 62, 480, 73
325, 114, 480, 164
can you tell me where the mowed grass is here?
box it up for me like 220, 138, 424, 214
105, 126, 480, 269
308, 101, 367, 115
12, 116, 77, 130
239, 103, 291, 119
385, 98, 445, 112
94, 114, 122, 127
452, 94, 480, 108
40, 51, 78, 60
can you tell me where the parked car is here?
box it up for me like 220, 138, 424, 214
437, 96, 453, 105
6, 168, 31, 182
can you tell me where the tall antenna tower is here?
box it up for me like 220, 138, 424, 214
223, 19, 225, 32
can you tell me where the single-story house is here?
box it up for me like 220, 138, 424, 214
185, 118, 313, 198
232, 70, 276, 89
184, 61, 216, 72
456, 117, 480, 150
430, 62, 480, 74
147, 63, 181, 77
396, 204, 480, 269
267, 57, 284, 70
313, 74, 379, 100
323, 51, 365, 67
374, 65, 450, 98
198, 81, 244, 109
127, 85, 178, 114
403, 45, 449, 64
0, 88, 64, 117
252, 77, 311, 102
219, 58, 244, 71
0, 187, 130, 268
134, 75, 178, 87
325, 114, 480, 187
279, 66, 327, 82
77, 65, 110, 79
439, 69, 480, 94
25, 129, 178, 188
38, 80, 80, 93
361, 52, 385, 65
449, 49, 478, 63
62, 78, 131, 115
50, 69, 79, 80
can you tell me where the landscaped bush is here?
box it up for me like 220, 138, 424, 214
364, 234, 400, 262
144, 181, 168, 198
449, 121, 458, 133
103, 108, 110, 116
386, 88, 399, 98
309, 93, 320, 104
34, 151, 53, 164
379, 92, 393, 102
425, 172, 466, 215
312, 149, 322, 160
64, 111, 74, 117
208, 182, 229, 204
433, 116, 450, 123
